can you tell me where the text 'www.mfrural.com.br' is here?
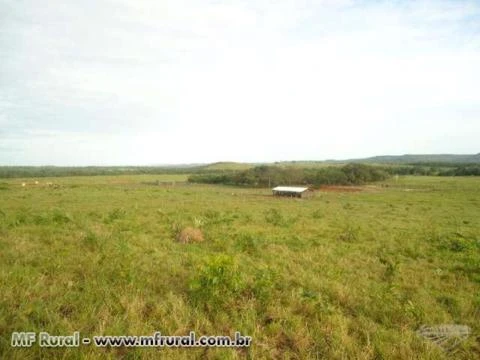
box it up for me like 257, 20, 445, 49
11, 331, 252, 348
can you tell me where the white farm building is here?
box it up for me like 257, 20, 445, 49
272, 186, 312, 198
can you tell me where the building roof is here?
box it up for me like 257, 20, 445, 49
272, 186, 309, 193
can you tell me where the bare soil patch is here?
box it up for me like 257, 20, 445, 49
319, 185, 364, 192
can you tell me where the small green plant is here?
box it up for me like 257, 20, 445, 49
32, 213, 50, 225
448, 238, 470, 252
203, 209, 220, 219
311, 209, 323, 219
338, 222, 359, 242
242, 213, 252, 223
104, 208, 126, 224
403, 300, 424, 324
82, 231, 99, 250
189, 254, 243, 309
235, 233, 261, 254
12, 209, 29, 226
300, 288, 318, 301
264, 208, 283, 226
438, 232, 474, 252
0, 209, 6, 228
264, 208, 292, 227
251, 267, 277, 305
436, 295, 460, 317
423, 223, 441, 243
379, 256, 398, 281
343, 203, 354, 210
202, 210, 234, 225
52, 209, 73, 224
193, 216, 204, 227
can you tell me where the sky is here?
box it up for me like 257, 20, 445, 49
1, 0, 479, 166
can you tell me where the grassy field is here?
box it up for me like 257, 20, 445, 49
0, 175, 479, 359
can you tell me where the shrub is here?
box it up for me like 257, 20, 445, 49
189, 255, 243, 308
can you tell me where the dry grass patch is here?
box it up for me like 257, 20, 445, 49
176, 227, 204, 244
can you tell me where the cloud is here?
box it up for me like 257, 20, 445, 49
1, 0, 479, 165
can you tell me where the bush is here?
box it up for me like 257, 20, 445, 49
189, 255, 244, 309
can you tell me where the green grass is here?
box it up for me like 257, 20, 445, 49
0, 175, 479, 359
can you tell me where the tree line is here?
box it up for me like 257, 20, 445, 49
0, 163, 478, 180
0, 166, 197, 178
188, 163, 480, 187
188, 164, 391, 187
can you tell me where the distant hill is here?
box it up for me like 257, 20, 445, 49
158, 154, 480, 170
269, 154, 480, 167
338, 154, 480, 164
2, 154, 479, 179
200, 162, 255, 171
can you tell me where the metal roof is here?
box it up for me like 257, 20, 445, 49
272, 186, 309, 193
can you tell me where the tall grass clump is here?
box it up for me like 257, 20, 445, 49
103, 208, 127, 224
251, 267, 278, 306
264, 208, 295, 227
51, 208, 73, 224
338, 222, 360, 242
235, 232, 263, 254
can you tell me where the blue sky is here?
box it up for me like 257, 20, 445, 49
1, 0, 479, 165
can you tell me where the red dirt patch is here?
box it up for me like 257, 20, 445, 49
319, 185, 364, 192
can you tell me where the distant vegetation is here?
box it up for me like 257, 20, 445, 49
387, 164, 480, 176
188, 164, 391, 187
189, 163, 480, 187
0, 166, 197, 179
0, 164, 254, 179
1, 154, 479, 181
343, 153, 480, 164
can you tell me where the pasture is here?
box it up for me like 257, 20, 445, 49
0, 175, 479, 359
